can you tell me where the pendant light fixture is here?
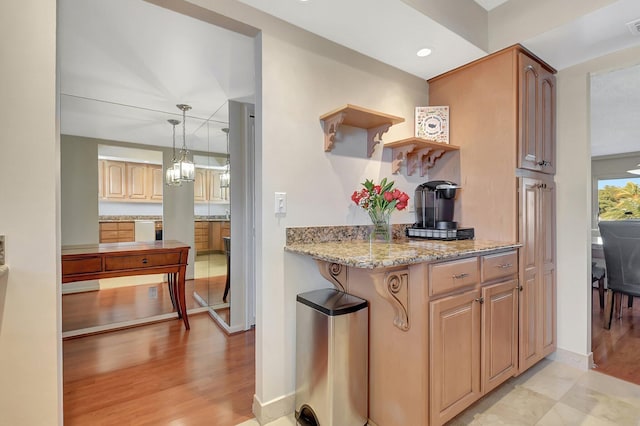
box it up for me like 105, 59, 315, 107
220, 127, 230, 189
165, 119, 182, 186
176, 104, 195, 182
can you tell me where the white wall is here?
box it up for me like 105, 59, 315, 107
0, 1, 60, 424
555, 45, 640, 360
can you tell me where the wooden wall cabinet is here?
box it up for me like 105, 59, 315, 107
194, 168, 229, 203
102, 160, 126, 200
99, 160, 163, 203
518, 53, 556, 174
99, 221, 134, 243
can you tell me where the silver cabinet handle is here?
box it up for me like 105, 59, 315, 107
495, 263, 513, 269
475, 297, 484, 304
452, 273, 469, 279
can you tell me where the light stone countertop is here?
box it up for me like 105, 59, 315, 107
285, 238, 520, 269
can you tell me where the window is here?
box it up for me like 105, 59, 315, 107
598, 177, 640, 220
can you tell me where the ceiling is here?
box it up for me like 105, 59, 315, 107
59, 0, 640, 157
58, 0, 255, 155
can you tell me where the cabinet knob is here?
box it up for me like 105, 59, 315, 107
475, 297, 484, 304
452, 273, 469, 280
142, 258, 148, 264
517, 285, 523, 292
495, 263, 513, 269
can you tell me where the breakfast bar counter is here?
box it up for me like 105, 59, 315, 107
285, 226, 523, 426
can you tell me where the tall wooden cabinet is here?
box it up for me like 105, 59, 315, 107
518, 175, 556, 371
428, 44, 556, 376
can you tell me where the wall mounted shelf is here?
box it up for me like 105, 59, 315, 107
320, 104, 404, 157
384, 138, 460, 175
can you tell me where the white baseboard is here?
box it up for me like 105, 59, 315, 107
61, 306, 209, 338
252, 393, 295, 425
207, 308, 245, 334
547, 348, 594, 371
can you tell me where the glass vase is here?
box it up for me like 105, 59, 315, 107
368, 208, 392, 242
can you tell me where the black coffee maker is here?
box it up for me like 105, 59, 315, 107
407, 180, 474, 240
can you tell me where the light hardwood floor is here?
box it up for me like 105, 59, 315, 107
63, 313, 255, 425
591, 288, 640, 385
62, 286, 640, 425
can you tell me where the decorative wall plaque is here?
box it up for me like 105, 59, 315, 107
415, 106, 449, 143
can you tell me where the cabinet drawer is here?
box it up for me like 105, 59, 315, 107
105, 253, 181, 271
100, 230, 119, 241
481, 251, 517, 283
429, 257, 479, 296
119, 222, 134, 231
221, 221, 230, 230
101, 222, 118, 231
62, 256, 102, 276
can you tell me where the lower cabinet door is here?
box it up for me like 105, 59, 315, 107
482, 279, 518, 393
430, 289, 481, 426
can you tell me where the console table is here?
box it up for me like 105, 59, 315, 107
61, 240, 191, 329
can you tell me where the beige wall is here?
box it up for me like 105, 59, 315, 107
0, 1, 61, 425
556, 44, 640, 358
61, 136, 99, 245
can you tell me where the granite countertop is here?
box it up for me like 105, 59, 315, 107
194, 216, 230, 221
99, 216, 230, 222
99, 216, 162, 222
285, 238, 519, 269
284, 225, 519, 268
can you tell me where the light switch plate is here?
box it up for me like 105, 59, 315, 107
0, 235, 4, 265
275, 192, 287, 214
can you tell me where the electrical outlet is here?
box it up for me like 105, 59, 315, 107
0, 235, 5, 265
148, 286, 158, 299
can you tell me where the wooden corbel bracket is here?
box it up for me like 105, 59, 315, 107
372, 269, 410, 331
322, 112, 347, 152
315, 260, 347, 292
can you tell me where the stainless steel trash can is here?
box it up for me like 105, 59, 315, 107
295, 288, 368, 426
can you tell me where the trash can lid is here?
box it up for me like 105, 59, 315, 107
296, 288, 368, 316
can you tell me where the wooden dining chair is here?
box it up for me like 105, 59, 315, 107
598, 220, 640, 329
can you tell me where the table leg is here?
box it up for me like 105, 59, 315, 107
167, 273, 178, 314
177, 266, 189, 330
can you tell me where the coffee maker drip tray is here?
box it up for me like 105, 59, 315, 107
406, 227, 475, 241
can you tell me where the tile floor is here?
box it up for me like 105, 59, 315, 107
238, 359, 640, 425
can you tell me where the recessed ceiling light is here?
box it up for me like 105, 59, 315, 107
417, 48, 432, 57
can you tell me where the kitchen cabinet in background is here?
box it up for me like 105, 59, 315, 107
99, 222, 134, 243
194, 220, 230, 254
194, 167, 229, 203
99, 160, 163, 203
